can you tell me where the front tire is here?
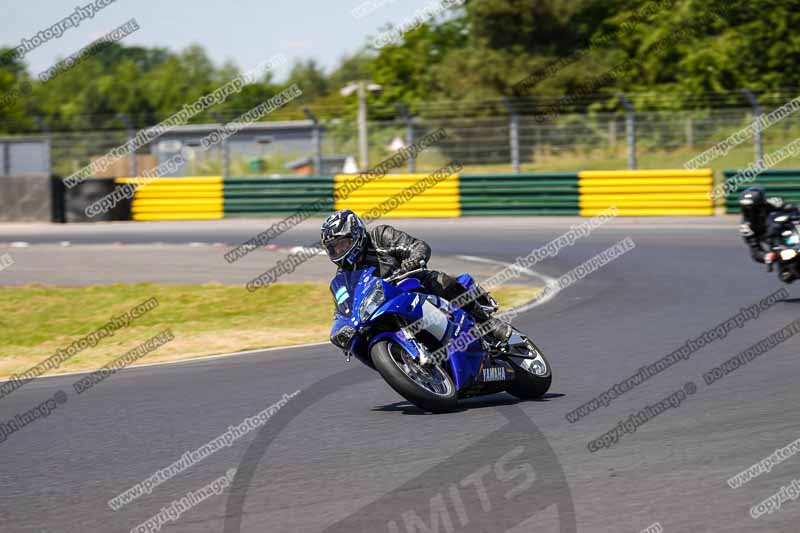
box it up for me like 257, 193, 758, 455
371, 340, 458, 413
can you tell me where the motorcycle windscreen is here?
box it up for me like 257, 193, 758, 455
330, 267, 376, 317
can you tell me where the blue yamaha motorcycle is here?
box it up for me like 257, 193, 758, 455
329, 267, 552, 413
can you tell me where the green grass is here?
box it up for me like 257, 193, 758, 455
0, 283, 540, 378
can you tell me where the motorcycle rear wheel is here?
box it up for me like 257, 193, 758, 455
505, 338, 552, 400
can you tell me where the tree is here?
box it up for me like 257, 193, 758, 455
287, 59, 329, 100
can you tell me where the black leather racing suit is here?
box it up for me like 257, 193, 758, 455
741, 199, 799, 263
348, 224, 494, 322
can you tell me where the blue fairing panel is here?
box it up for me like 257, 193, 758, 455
397, 277, 422, 291
369, 331, 420, 359
456, 273, 475, 291
371, 291, 426, 323
330, 313, 349, 336
445, 307, 484, 388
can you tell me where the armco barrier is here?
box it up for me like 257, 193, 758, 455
723, 169, 800, 214
100, 168, 716, 221
578, 169, 714, 216
223, 176, 333, 217
334, 173, 460, 217
459, 173, 579, 215
116, 176, 223, 220
0, 175, 54, 222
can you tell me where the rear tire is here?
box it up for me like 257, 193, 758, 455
505, 340, 552, 400
371, 340, 458, 413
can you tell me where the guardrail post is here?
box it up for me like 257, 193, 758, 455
357, 82, 369, 170
407, 118, 416, 173
397, 104, 416, 173
116, 113, 137, 176
304, 107, 323, 174
34, 116, 52, 176
212, 112, 230, 179
742, 89, 764, 166
504, 97, 520, 173
608, 117, 617, 149
619, 94, 637, 170
2, 140, 9, 176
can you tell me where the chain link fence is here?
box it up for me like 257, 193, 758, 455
354, 106, 800, 175
6, 95, 800, 179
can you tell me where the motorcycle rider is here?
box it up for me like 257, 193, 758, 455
321, 209, 512, 349
739, 186, 799, 263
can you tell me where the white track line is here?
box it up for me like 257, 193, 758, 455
1, 341, 330, 382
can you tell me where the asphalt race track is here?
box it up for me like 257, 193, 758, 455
1, 217, 799, 532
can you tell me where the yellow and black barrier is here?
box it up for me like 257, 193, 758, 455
102, 168, 715, 221
334, 173, 461, 218
578, 169, 714, 216
116, 176, 223, 221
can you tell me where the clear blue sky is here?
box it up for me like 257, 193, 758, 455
0, 0, 440, 81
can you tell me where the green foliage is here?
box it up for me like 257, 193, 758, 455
287, 58, 329, 100
0, 0, 796, 135
0, 48, 32, 129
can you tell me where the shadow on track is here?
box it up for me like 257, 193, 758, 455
224, 368, 576, 533
372, 392, 566, 415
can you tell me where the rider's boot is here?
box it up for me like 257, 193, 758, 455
465, 302, 512, 353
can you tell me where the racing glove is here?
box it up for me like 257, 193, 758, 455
767, 197, 785, 209
400, 257, 426, 273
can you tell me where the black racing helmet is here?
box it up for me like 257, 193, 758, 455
321, 210, 367, 269
739, 186, 767, 223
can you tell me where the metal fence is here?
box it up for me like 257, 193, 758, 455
0, 136, 50, 176
354, 106, 798, 175
8, 96, 800, 179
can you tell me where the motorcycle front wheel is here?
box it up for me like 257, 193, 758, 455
371, 340, 458, 413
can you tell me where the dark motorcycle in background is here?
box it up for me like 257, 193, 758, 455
765, 213, 800, 283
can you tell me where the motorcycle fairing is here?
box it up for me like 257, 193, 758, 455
329, 266, 489, 391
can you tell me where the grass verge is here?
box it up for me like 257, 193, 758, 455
0, 283, 541, 379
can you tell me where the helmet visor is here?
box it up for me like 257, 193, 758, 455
324, 236, 355, 261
